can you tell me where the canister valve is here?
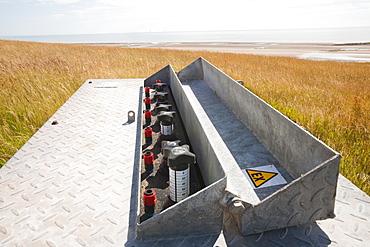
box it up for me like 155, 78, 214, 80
154, 92, 168, 103
155, 103, 172, 113
159, 140, 181, 176
153, 83, 167, 92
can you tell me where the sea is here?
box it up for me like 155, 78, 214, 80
1, 26, 370, 44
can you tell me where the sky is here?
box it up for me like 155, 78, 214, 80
0, 0, 369, 36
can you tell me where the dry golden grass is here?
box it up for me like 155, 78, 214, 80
0, 40, 369, 194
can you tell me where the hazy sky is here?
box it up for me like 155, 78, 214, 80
1, 0, 369, 36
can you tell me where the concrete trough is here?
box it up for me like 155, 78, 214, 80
143, 57, 341, 236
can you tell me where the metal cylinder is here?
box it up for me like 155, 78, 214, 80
144, 97, 151, 110
169, 164, 189, 202
143, 151, 154, 173
144, 110, 152, 126
144, 127, 153, 145
160, 121, 173, 136
157, 111, 175, 140
168, 147, 196, 203
143, 189, 156, 217
144, 87, 150, 98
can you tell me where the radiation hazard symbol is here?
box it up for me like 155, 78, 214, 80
246, 170, 277, 188
242, 165, 287, 189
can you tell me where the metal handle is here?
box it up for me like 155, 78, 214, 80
128, 110, 135, 122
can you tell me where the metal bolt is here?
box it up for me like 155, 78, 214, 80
228, 199, 245, 215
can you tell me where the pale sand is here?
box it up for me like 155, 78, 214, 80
82, 42, 370, 62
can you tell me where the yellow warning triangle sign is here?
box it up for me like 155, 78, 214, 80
245, 169, 278, 188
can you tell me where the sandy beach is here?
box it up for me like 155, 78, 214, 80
84, 42, 370, 62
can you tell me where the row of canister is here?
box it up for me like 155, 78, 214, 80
142, 80, 196, 217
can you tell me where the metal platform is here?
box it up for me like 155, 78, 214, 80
1, 74, 369, 246
0, 79, 142, 246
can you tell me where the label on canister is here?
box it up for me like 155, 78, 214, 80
161, 124, 173, 136
169, 168, 189, 202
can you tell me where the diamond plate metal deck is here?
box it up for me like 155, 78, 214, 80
0, 79, 142, 246
222, 174, 370, 247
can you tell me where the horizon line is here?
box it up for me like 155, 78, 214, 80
1, 25, 370, 38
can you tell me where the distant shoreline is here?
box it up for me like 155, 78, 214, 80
80, 42, 370, 62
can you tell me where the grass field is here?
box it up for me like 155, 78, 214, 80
0, 40, 369, 194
